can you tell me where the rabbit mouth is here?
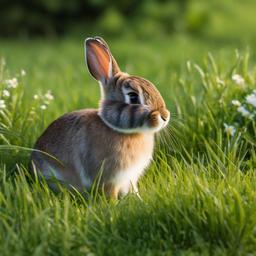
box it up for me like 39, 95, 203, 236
148, 109, 170, 131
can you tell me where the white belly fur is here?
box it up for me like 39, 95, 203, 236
111, 151, 153, 195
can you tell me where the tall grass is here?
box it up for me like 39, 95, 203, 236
1, 158, 256, 255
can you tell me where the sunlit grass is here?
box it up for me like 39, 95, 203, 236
1, 158, 256, 255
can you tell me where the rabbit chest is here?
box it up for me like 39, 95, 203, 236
108, 132, 154, 190
75, 111, 155, 192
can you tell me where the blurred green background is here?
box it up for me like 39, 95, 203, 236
1, 0, 256, 43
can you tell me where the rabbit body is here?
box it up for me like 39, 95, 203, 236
31, 37, 170, 199
32, 109, 154, 197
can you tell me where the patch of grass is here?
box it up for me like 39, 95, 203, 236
1, 159, 256, 255
0, 36, 256, 255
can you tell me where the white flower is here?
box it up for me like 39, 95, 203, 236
33, 94, 39, 100
232, 74, 244, 86
21, 69, 26, 76
0, 100, 6, 109
40, 105, 47, 110
231, 100, 241, 107
224, 123, 236, 136
2, 90, 10, 98
246, 93, 256, 107
237, 106, 250, 117
216, 77, 225, 86
44, 90, 54, 101
6, 78, 18, 88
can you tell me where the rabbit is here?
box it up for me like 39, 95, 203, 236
30, 37, 170, 199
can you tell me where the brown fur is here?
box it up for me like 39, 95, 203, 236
31, 109, 154, 195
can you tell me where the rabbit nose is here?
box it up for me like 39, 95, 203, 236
161, 116, 167, 121
160, 109, 170, 122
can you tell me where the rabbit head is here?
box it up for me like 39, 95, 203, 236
85, 37, 170, 134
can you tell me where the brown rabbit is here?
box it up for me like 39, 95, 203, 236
31, 37, 170, 199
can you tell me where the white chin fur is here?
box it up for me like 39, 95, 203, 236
99, 113, 169, 134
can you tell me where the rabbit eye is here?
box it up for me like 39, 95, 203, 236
128, 92, 140, 104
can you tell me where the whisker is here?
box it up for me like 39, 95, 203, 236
156, 124, 184, 154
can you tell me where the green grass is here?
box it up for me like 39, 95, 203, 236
0, 34, 256, 255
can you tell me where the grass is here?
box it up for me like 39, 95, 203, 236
0, 34, 256, 255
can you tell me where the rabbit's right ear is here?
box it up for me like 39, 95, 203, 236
85, 37, 120, 84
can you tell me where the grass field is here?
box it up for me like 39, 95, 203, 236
0, 34, 256, 255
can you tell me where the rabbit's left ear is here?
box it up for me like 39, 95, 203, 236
85, 37, 120, 84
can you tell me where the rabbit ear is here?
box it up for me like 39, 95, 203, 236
85, 37, 120, 84
94, 37, 120, 76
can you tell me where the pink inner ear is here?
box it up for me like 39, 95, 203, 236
86, 40, 111, 82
